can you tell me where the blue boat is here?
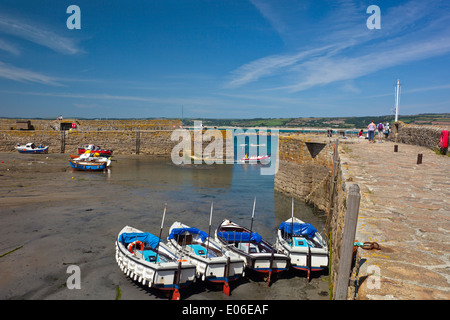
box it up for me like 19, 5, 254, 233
15, 143, 48, 154
69, 158, 109, 171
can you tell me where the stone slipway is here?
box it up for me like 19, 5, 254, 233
339, 140, 450, 300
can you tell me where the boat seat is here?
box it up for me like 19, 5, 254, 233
188, 244, 206, 256
292, 237, 308, 247
237, 242, 259, 253
138, 250, 160, 263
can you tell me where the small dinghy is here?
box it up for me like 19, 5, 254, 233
116, 225, 196, 300
275, 200, 328, 280
214, 199, 288, 285
69, 152, 111, 171
166, 205, 245, 295
15, 142, 48, 154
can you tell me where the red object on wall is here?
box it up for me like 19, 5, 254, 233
440, 130, 449, 148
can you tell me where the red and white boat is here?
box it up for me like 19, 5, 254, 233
240, 155, 270, 164
77, 144, 113, 157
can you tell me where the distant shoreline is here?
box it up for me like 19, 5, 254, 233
1, 112, 449, 129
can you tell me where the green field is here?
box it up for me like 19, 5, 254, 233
181, 113, 450, 128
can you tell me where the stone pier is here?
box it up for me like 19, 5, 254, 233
274, 129, 450, 300
340, 140, 450, 300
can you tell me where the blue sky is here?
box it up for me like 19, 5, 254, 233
0, 0, 449, 119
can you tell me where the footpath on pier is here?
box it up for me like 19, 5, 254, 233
339, 139, 449, 300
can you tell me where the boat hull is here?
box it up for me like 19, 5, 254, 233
69, 159, 107, 171
78, 145, 112, 156
16, 146, 48, 154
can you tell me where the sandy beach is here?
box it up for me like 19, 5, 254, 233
0, 152, 329, 300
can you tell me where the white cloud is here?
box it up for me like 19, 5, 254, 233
0, 61, 61, 85
0, 38, 20, 55
0, 13, 83, 55
228, 0, 450, 93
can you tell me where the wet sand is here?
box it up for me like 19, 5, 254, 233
0, 152, 329, 300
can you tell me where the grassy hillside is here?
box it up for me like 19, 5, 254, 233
182, 113, 450, 128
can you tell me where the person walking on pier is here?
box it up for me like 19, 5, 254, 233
377, 122, 384, 142
384, 122, 391, 141
367, 121, 376, 143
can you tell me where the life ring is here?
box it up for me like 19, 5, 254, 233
128, 241, 144, 254
440, 130, 449, 149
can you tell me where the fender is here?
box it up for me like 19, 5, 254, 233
440, 130, 449, 149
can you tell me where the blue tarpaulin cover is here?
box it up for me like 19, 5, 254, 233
118, 232, 161, 250
217, 231, 262, 243
168, 227, 209, 242
278, 222, 317, 239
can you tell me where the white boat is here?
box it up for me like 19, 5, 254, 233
115, 225, 196, 300
275, 216, 328, 279
239, 154, 270, 164
167, 221, 245, 295
215, 219, 288, 284
15, 142, 48, 154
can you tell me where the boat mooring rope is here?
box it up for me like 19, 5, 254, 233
354, 241, 381, 250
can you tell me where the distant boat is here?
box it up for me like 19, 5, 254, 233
240, 155, 270, 164
77, 144, 112, 157
116, 225, 196, 300
249, 144, 266, 147
15, 143, 48, 154
167, 221, 245, 295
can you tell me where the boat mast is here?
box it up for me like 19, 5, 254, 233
249, 197, 256, 253
394, 79, 401, 122
156, 204, 167, 259
206, 202, 213, 258
291, 198, 294, 246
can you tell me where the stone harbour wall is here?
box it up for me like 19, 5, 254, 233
0, 119, 183, 155
0, 119, 233, 158
274, 134, 353, 299
394, 122, 449, 150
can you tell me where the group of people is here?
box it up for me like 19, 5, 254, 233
358, 121, 391, 143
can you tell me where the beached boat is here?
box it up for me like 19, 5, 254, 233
77, 144, 112, 157
69, 158, 110, 171
239, 155, 270, 164
215, 219, 288, 284
15, 143, 48, 154
167, 221, 245, 295
275, 217, 328, 279
115, 225, 197, 300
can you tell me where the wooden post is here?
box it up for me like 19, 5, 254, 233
60, 131, 65, 153
334, 184, 360, 300
394, 145, 398, 152
417, 154, 423, 164
136, 128, 140, 155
